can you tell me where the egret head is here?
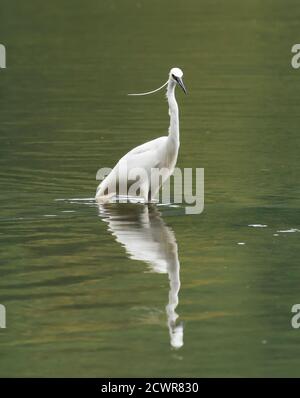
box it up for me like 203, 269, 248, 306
128, 67, 187, 96
170, 67, 187, 94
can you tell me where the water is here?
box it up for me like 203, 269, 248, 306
0, 0, 300, 377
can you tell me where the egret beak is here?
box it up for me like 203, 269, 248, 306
177, 77, 187, 94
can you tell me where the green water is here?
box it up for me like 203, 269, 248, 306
0, 0, 300, 377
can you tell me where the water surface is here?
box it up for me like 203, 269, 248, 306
0, 0, 300, 377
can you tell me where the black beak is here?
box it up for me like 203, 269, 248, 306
176, 77, 187, 94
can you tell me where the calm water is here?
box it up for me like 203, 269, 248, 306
0, 0, 300, 377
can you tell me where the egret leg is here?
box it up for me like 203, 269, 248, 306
139, 181, 150, 203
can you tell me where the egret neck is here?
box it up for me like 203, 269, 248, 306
167, 79, 180, 145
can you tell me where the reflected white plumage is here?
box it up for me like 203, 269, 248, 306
98, 203, 183, 349
95, 67, 186, 202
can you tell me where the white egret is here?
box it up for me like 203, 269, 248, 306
95, 67, 186, 203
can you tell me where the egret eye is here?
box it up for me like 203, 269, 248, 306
172, 74, 178, 81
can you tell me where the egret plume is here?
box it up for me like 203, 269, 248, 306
128, 80, 168, 96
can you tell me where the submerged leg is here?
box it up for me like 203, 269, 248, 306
139, 181, 150, 203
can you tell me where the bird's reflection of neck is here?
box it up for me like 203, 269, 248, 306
98, 203, 183, 349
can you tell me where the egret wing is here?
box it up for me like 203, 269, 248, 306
126, 136, 167, 156
120, 136, 167, 170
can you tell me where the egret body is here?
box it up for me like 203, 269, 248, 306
95, 67, 186, 202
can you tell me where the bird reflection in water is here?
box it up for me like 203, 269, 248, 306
97, 203, 183, 349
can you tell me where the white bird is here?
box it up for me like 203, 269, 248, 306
95, 67, 187, 203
